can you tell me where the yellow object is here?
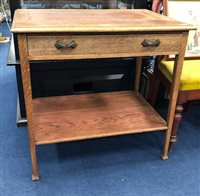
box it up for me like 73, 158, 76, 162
0, 33, 10, 43
159, 60, 200, 90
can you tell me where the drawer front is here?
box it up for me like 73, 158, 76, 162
28, 34, 182, 60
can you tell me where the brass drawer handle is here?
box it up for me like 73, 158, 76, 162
55, 40, 77, 49
141, 39, 161, 47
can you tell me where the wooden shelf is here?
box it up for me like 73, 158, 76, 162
32, 91, 167, 145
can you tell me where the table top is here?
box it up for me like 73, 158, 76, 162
11, 9, 195, 33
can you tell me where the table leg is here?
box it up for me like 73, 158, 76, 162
162, 32, 188, 159
31, 144, 39, 181
17, 34, 39, 180
134, 57, 142, 91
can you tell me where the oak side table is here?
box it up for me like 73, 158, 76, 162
11, 9, 194, 180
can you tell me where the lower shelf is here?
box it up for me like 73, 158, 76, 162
32, 91, 167, 145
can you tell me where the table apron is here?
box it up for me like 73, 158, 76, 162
27, 33, 183, 60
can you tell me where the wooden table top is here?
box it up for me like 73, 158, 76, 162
11, 9, 195, 33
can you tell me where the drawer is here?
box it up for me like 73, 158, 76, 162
28, 34, 182, 60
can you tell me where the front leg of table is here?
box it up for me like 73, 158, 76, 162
18, 34, 39, 180
162, 32, 188, 160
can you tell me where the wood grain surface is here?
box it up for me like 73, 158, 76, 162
17, 34, 39, 180
162, 32, 189, 160
11, 9, 195, 33
32, 91, 167, 145
28, 33, 182, 60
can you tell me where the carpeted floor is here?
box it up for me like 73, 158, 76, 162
0, 22, 200, 196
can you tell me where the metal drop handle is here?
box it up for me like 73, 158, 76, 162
141, 39, 161, 47
55, 40, 77, 49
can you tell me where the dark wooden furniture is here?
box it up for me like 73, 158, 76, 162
147, 58, 200, 149
11, 9, 193, 180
